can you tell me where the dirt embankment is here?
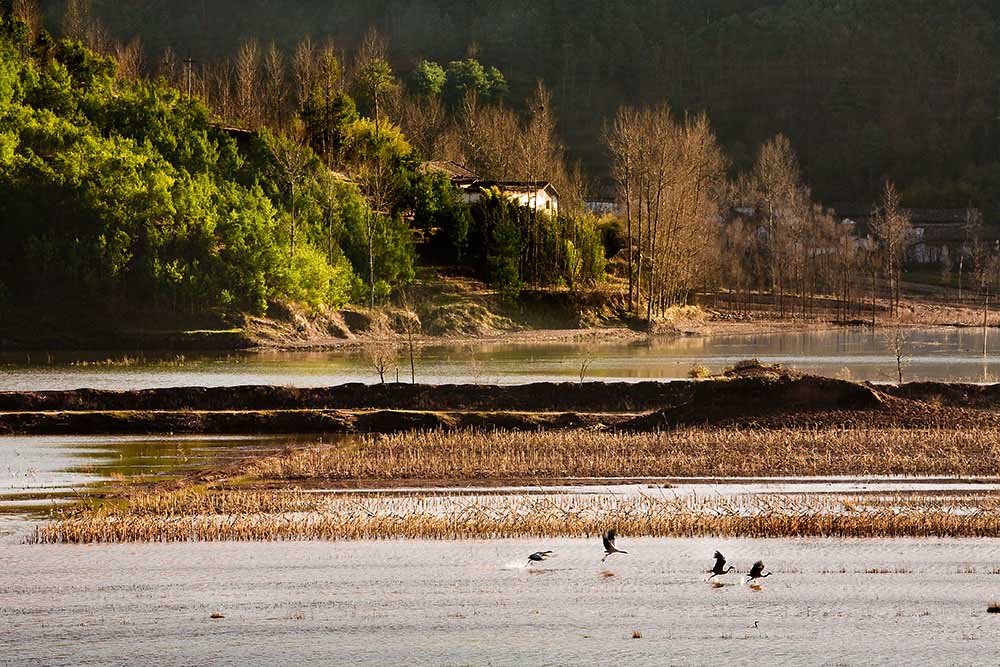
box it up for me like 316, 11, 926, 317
3, 365, 1000, 435
0, 382, 690, 413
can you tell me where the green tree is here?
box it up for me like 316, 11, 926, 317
410, 59, 445, 97
357, 56, 395, 126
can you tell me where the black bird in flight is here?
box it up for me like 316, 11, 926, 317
602, 529, 628, 562
747, 560, 772, 583
708, 551, 735, 579
527, 551, 554, 567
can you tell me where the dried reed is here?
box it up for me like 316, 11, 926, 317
29, 490, 1000, 544
245, 427, 1000, 481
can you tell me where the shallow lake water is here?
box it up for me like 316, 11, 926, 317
4, 327, 1000, 390
0, 435, 320, 516
2, 537, 999, 666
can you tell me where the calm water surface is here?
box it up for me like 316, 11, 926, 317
0, 435, 320, 517
2, 538, 999, 666
4, 328, 1000, 390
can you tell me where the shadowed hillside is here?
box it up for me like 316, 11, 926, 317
49, 0, 1000, 211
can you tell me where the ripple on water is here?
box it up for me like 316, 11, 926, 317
2, 538, 1000, 666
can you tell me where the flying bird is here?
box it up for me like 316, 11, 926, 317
527, 551, 554, 567
747, 560, 772, 582
601, 529, 628, 562
708, 551, 735, 579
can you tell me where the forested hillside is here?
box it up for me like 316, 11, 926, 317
0, 9, 608, 328
41, 0, 1000, 211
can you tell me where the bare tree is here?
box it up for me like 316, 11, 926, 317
62, 0, 90, 41
607, 106, 726, 323
457, 92, 520, 180
578, 354, 594, 383
395, 94, 453, 159
747, 134, 809, 319
973, 239, 1000, 357
869, 180, 911, 318
266, 127, 314, 261
606, 107, 640, 310
114, 38, 143, 81
398, 292, 421, 384
883, 326, 909, 383
961, 208, 985, 302
366, 340, 398, 384
158, 47, 180, 87
235, 39, 261, 128
292, 36, 317, 112
205, 59, 235, 122
263, 42, 288, 129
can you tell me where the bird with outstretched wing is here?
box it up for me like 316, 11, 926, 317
708, 550, 735, 579
602, 529, 628, 562
526, 550, 554, 567
747, 560, 772, 582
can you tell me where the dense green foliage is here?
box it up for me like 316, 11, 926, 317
0, 19, 371, 318
469, 187, 606, 300
76, 0, 1000, 213
0, 12, 609, 327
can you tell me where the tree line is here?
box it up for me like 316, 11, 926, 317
607, 109, 1000, 326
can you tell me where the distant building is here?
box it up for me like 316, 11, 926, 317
422, 161, 559, 216
584, 197, 618, 216
463, 181, 559, 216
832, 205, 989, 265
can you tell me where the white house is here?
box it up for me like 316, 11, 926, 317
422, 161, 560, 217
463, 181, 560, 217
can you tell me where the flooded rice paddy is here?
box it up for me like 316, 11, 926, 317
4, 327, 1000, 390
2, 538, 1000, 666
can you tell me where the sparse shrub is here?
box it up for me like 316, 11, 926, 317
730, 358, 763, 372
688, 364, 711, 379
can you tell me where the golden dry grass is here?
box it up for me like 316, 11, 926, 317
244, 427, 1000, 481
29, 490, 1000, 544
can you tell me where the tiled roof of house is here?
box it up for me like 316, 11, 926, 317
422, 160, 479, 184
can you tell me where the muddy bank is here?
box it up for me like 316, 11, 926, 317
3, 370, 1000, 435
0, 382, 690, 413
0, 409, 618, 436
2, 373, 993, 415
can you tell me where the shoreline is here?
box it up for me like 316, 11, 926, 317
4, 289, 999, 353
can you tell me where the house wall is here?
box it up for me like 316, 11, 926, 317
463, 189, 559, 216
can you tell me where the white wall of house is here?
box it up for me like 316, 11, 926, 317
463, 187, 559, 217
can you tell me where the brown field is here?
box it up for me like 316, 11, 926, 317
244, 427, 1000, 482
29, 490, 1000, 544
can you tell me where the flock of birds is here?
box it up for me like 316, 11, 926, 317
528, 531, 773, 584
